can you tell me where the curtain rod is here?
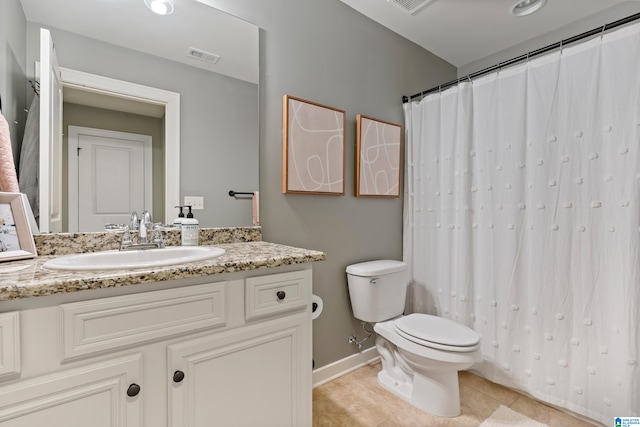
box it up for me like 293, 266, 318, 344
402, 11, 640, 103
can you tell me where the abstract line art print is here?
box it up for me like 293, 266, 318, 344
355, 114, 402, 197
283, 95, 345, 195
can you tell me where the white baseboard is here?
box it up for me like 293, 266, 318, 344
312, 347, 380, 388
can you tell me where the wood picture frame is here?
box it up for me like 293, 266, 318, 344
282, 95, 345, 195
355, 114, 402, 198
0, 192, 38, 262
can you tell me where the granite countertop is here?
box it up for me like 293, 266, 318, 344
0, 239, 326, 302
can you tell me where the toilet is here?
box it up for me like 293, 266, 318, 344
346, 260, 481, 417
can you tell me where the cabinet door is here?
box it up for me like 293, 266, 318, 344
0, 312, 20, 379
168, 312, 311, 427
0, 354, 142, 427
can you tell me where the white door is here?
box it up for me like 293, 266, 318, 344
68, 126, 152, 232
38, 28, 63, 233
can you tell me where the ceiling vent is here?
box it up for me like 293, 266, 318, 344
389, 0, 437, 15
186, 47, 221, 64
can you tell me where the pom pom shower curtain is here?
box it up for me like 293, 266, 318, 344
403, 23, 640, 423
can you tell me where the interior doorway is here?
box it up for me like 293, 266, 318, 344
68, 126, 152, 232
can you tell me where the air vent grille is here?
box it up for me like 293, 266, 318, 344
390, 0, 435, 15
186, 47, 221, 64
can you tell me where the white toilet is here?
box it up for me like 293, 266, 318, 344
346, 260, 482, 417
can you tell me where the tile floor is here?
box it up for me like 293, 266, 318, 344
312, 362, 597, 426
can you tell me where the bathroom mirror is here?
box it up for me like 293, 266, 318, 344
20, 0, 259, 232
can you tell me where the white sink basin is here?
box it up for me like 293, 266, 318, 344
42, 246, 226, 271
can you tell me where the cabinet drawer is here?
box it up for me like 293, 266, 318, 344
61, 282, 226, 360
0, 312, 20, 378
245, 270, 311, 320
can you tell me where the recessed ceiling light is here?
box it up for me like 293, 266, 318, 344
144, 0, 174, 15
510, 0, 546, 17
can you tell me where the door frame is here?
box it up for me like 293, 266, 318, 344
67, 126, 153, 233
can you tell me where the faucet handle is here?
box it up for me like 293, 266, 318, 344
130, 211, 139, 230
152, 223, 165, 247
120, 226, 133, 250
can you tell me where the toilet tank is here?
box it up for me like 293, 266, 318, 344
346, 260, 408, 323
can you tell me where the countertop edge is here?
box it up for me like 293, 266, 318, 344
0, 242, 326, 302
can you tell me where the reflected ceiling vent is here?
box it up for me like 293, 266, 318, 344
388, 0, 437, 15
186, 47, 221, 64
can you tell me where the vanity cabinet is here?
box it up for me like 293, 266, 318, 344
0, 267, 312, 427
0, 354, 143, 427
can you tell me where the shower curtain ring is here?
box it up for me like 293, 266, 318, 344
600, 24, 607, 39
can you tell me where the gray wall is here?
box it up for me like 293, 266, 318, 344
459, 3, 640, 77
25, 23, 259, 228
0, 0, 27, 167
210, 0, 456, 368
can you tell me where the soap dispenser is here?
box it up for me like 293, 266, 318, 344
181, 205, 199, 246
173, 206, 185, 227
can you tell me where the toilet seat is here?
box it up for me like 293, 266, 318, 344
393, 314, 480, 352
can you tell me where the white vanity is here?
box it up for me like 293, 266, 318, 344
0, 231, 324, 427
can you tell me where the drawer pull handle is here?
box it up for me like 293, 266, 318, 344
276, 291, 286, 300
173, 370, 185, 383
127, 383, 141, 397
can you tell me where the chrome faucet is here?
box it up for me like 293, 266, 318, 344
138, 211, 152, 244
130, 211, 139, 230
120, 210, 164, 251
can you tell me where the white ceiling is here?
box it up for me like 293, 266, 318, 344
19, 0, 259, 84
340, 0, 640, 69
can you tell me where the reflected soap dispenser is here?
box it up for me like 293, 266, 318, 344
181, 205, 199, 246
173, 206, 185, 227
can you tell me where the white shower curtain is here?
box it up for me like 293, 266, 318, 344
403, 23, 640, 423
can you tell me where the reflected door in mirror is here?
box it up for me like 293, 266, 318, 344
69, 126, 152, 232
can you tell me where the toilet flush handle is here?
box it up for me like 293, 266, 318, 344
370, 278, 379, 284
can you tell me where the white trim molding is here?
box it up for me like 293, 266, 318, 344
312, 347, 379, 388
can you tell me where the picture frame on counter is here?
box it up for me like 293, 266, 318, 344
355, 114, 402, 198
282, 95, 346, 195
0, 192, 38, 262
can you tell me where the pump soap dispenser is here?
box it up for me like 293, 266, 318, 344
181, 206, 199, 246
173, 206, 185, 227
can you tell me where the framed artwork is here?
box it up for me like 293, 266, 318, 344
0, 192, 38, 262
282, 95, 345, 195
355, 114, 402, 198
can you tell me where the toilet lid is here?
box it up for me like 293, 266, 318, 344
394, 314, 480, 348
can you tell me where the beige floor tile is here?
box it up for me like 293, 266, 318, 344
459, 370, 520, 406
313, 363, 592, 427
450, 384, 503, 426
509, 395, 552, 424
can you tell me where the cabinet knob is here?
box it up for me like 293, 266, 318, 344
173, 370, 185, 383
127, 383, 141, 397
276, 290, 286, 300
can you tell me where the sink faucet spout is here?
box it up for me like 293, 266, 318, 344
138, 211, 152, 243
121, 211, 163, 251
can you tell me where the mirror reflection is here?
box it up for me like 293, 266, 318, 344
19, 0, 259, 232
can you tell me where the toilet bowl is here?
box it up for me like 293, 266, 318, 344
374, 314, 481, 417
346, 260, 482, 417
